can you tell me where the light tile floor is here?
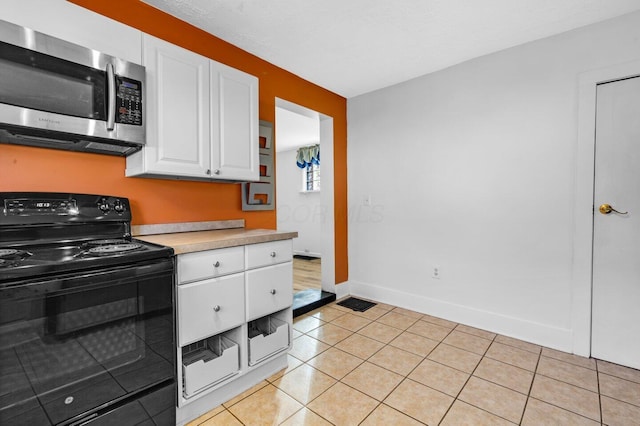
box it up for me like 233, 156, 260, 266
187, 300, 640, 425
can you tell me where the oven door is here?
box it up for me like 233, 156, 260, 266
0, 258, 175, 426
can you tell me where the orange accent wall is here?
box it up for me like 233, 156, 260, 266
0, 0, 348, 284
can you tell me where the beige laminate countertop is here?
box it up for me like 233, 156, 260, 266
135, 228, 298, 255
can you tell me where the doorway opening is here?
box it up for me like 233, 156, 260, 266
275, 99, 336, 316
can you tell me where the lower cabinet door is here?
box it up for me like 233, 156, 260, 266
178, 273, 245, 346
245, 262, 293, 321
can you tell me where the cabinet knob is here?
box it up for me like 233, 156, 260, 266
213, 305, 221, 312
214, 261, 220, 267
214, 169, 220, 175
206, 169, 211, 175
270, 251, 276, 258
270, 289, 276, 295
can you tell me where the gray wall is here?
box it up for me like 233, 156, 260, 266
347, 11, 640, 353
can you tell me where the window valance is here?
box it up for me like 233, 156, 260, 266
296, 144, 320, 169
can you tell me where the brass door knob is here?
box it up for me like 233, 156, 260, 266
599, 204, 628, 215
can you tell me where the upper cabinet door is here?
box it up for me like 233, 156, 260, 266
127, 35, 211, 178
210, 61, 259, 182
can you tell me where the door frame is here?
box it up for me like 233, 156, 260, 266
572, 60, 640, 357
275, 98, 337, 294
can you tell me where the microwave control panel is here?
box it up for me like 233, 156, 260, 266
116, 76, 143, 126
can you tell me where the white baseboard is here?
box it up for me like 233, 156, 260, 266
349, 280, 574, 353
334, 281, 350, 300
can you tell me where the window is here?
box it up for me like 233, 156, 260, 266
303, 163, 320, 192
297, 144, 320, 192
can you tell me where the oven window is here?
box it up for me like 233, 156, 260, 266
0, 41, 106, 120
0, 262, 174, 425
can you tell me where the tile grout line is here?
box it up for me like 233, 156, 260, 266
596, 360, 604, 426
292, 308, 400, 425
299, 305, 441, 425
518, 345, 542, 425
229, 409, 244, 425
348, 312, 452, 426
255, 310, 482, 424
596, 369, 640, 408
533, 357, 602, 392
335, 310, 410, 423
365, 323, 450, 425
347, 314, 528, 424
521, 355, 606, 424
433, 331, 522, 425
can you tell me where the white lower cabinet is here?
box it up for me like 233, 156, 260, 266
175, 239, 293, 423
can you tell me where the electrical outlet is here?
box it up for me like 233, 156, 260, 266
432, 266, 441, 279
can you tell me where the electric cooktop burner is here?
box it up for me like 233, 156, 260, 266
0, 249, 19, 257
0, 249, 32, 268
0, 248, 31, 259
85, 243, 143, 256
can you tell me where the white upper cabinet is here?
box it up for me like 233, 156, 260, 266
210, 61, 259, 180
127, 35, 211, 178
127, 34, 259, 182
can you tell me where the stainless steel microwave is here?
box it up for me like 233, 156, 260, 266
0, 19, 145, 156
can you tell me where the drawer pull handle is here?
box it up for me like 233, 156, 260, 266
213, 305, 221, 312
270, 289, 276, 295
214, 261, 221, 267
270, 251, 277, 257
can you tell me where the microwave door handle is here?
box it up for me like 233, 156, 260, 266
106, 63, 116, 131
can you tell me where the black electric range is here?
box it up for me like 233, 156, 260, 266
0, 192, 176, 426
0, 192, 173, 283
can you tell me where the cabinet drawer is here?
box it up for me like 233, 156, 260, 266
246, 240, 292, 270
245, 262, 293, 321
248, 316, 290, 366
178, 273, 245, 346
178, 246, 244, 284
182, 335, 240, 397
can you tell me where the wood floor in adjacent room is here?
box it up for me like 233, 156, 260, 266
293, 257, 321, 292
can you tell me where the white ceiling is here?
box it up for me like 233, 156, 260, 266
141, 0, 640, 98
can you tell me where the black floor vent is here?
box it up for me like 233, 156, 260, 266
337, 297, 377, 312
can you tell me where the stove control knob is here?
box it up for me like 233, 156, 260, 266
98, 198, 111, 213
113, 200, 126, 213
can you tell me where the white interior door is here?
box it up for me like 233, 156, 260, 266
591, 76, 640, 369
